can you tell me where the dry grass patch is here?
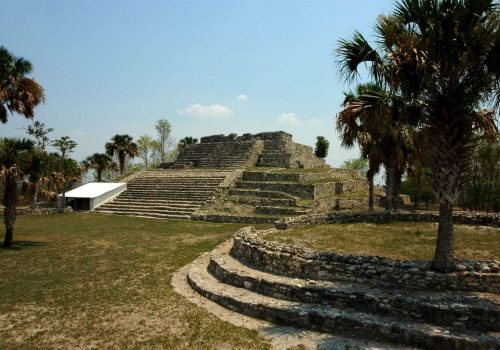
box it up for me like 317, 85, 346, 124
263, 222, 500, 261
0, 213, 272, 349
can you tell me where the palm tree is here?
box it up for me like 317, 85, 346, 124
0, 46, 45, 123
82, 153, 117, 182
105, 134, 138, 175
0, 138, 34, 248
337, 83, 412, 211
26, 149, 58, 208
336, 0, 499, 272
51, 136, 77, 211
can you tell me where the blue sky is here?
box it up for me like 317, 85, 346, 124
0, 0, 394, 167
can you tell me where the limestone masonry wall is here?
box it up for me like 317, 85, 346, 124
231, 211, 500, 293
196, 131, 326, 169
275, 211, 500, 230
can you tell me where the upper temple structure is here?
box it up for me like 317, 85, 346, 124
165, 131, 326, 169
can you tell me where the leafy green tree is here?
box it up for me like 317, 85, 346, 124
137, 134, 157, 170
24, 121, 54, 206
341, 158, 369, 173
179, 136, 198, 146
458, 135, 500, 212
82, 153, 117, 182
336, 0, 499, 272
0, 138, 34, 247
25, 121, 53, 150
0, 46, 45, 123
105, 134, 138, 175
155, 119, 174, 163
314, 136, 330, 158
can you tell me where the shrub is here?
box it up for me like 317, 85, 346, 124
314, 136, 329, 158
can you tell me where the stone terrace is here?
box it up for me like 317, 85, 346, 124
186, 214, 500, 349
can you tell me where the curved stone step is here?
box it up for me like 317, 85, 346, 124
187, 259, 500, 350
209, 241, 500, 332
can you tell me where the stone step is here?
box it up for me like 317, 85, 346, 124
118, 192, 210, 198
234, 196, 297, 207
131, 179, 224, 183
210, 241, 499, 333
228, 189, 296, 200
97, 203, 199, 213
123, 189, 214, 194
236, 181, 315, 199
254, 206, 310, 216
93, 209, 192, 219
108, 198, 204, 206
127, 186, 219, 191
187, 258, 499, 350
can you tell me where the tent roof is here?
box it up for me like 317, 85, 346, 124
64, 182, 126, 199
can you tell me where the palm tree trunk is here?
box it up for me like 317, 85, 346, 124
428, 121, 473, 272
392, 167, 402, 210
367, 168, 374, 213
97, 170, 102, 182
119, 151, 125, 175
31, 180, 40, 209
431, 200, 456, 272
3, 174, 17, 248
384, 161, 395, 211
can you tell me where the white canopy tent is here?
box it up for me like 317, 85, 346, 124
60, 182, 126, 211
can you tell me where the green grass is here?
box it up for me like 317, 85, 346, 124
0, 213, 272, 349
263, 222, 500, 261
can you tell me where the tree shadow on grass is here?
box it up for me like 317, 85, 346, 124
2, 240, 47, 250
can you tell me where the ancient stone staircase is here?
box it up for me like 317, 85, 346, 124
173, 140, 262, 168
186, 231, 500, 349
93, 170, 232, 219
223, 168, 366, 218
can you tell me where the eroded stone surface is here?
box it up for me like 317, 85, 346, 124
232, 226, 500, 293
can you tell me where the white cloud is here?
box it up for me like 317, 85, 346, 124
278, 112, 300, 126
178, 104, 234, 120
310, 118, 321, 125
73, 131, 86, 138
236, 94, 248, 100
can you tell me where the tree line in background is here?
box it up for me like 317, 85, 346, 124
0, 45, 201, 247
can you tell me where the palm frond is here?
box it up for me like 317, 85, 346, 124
336, 31, 380, 83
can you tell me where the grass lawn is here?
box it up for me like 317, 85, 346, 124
0, 213, 272, 350
263, 222, 500, 261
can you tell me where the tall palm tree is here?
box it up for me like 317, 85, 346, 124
0, 46, 45, 123
337, 0, 499, 272
337, 83, 413, 211
0, 138, 34, 248
82, 153, 117, 182
105, 134, 138, 175
51, 136, 77, 211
